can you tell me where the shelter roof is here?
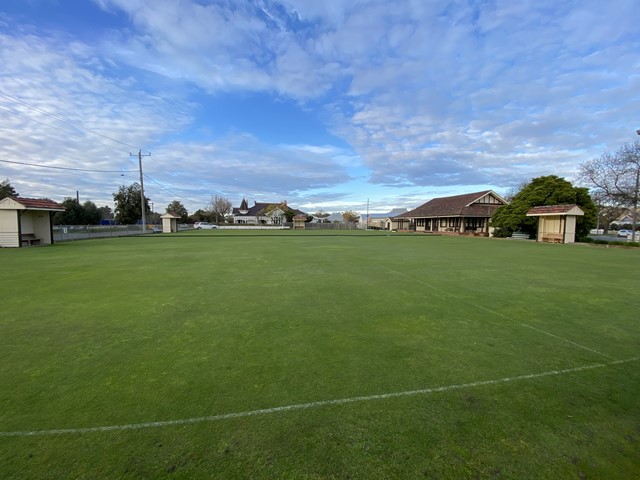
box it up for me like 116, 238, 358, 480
526, 204, 584, 216
0, 196, 65, 211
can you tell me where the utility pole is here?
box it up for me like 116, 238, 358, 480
131, 149, 151, 233
634, 130, 640, 241
366, 198, 370, 230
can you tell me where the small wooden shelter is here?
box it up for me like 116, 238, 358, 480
292, 214, 306, 230
0, 197, 65, 247
160, 212, 181, 233
526, 204, 584, 244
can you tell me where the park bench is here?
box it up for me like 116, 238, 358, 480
542, 233, 563, 243
510, 232, 530, 240
20, 233, 41, 246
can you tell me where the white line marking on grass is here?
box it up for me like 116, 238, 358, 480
382, 267, 614, 360
517, 322, 613, 359
0, 357, 637, 437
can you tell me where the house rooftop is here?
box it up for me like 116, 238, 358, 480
396, 190, 507, 218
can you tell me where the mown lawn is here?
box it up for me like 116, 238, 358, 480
1, 231, 639, 479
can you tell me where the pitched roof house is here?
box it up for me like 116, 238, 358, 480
392, 190, 508, 235
231, 198, 305, 225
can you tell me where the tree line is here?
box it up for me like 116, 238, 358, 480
2, 140, 638, 234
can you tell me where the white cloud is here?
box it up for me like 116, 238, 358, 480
2, 0, 640, 216
0, 29, 192, 207
146, 134, 357, 208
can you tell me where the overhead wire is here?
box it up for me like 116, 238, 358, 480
0, 89, 145, 152
0, 90, 210, 208
0, 158, 136, 173
143, 173, 200, 205
0, 104, 134, 156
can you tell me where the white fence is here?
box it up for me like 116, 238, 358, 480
52, 224, 190, 242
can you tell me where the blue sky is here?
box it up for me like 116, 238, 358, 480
0, 0, 639, 215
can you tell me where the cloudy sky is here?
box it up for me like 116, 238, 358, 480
1, 0, 639, 215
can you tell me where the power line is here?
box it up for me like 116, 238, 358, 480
0, 158, 136, 173
0, 105, 134, 155
143, 173, 198, 204
0, 89, 145, 152
0, 90, 208, 208
142, 151, 186, 182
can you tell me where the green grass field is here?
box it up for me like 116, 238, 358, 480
1, 231, 639, 479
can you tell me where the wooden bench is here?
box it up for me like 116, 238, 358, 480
542, 233, 563, 243
21, 233, 41, 246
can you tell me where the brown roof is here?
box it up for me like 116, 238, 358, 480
526, 204, 583, 216
233, 201, 305, 217
13, 197, 65, 211
396, 190, 507, 219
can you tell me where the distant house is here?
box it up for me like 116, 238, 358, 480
231, 198, 305, 225
611, 209, 634, 226
0, 197, 65, 247
361, 208, 410, 230
391, 190, 508, 235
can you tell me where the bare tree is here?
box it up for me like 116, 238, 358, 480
579, 142, 640, 235
590, 191, 626, 234
503, 180, 529, 202
342, 210, 360, 224
208, 194, 232, 224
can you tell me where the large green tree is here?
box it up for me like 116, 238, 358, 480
113, 183, 150, 225
190, 209, 211, 223
0, 178, 18, 199
97, 205, 113, 221
491, 175, 597, 241
53, 199, 102, 225
82, 201, 102, 225
166, 200, 189, 223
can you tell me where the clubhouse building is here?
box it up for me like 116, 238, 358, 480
390, 190, 508, 235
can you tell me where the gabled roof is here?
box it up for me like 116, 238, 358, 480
387, 208, 411, 217
395, 190, 507, 219
526, 204, 584, 217
232, 201, 305, 217
0, 196, 65, 211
